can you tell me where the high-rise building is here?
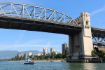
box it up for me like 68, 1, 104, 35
50, 48, 56, 58
43, 48, 48, 55
50, 48, 55, 54
62, 43, 69, 56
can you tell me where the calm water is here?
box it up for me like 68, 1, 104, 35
0, 61, 105, 70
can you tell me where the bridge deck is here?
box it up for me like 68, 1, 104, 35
0, 16, 81, 35
92, 27, 105, 35
0, 15, 105, 36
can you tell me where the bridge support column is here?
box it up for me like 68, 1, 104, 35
69, 12, 93, 60
69, 33, 82, 59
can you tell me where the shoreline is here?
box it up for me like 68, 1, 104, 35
33, 59, 65, 62
0, 59, 65, 62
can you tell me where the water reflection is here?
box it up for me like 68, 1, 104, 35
83, 63, 96, 70
69, 63, 83, 70
68, 63, 96, 70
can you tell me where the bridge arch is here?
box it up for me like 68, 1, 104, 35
0, 2, 75, 25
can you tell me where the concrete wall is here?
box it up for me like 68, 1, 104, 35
81, 12, 93, 57
69, 12, 93, 59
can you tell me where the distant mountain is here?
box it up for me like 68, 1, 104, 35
0, 50, 18, 59
21, 50, 42, 54
0, 50, 42, 59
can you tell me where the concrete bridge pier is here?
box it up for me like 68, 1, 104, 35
68, 12, 93, 61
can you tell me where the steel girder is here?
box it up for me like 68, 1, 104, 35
0, 2, 81, 27
92, 33, 105, 47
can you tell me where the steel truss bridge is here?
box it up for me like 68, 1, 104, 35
0, 2, 105, 47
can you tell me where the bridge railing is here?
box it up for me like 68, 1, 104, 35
0, 2, 81, 27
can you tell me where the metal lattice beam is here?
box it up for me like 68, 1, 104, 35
0, 2, 80, 26
92, 33, 105, 47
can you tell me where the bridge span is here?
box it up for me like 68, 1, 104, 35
0, 2, 105, 61
0, 16, 81, 35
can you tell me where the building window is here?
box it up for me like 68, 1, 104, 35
85, 21, 89, 28
86, 21, 89, 25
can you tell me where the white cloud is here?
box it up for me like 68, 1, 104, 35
91, 5, 105, 16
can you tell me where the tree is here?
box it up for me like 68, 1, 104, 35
92, 47, 105, 58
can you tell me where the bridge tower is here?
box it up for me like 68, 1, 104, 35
69, 12, 93, 60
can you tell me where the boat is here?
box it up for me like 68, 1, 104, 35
24, 54, 34, 65
24, 58, 34, 65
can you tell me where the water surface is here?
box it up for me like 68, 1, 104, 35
0, 61, 105, 70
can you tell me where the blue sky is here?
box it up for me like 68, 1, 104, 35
0, 0, 105, 52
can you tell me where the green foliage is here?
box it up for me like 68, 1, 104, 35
92, 47, 105, 58
11, 53, 65, 61
92, 50, 98, 57
55, 53, 62, 59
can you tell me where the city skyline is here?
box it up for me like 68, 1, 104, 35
0, 0, 105, 51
